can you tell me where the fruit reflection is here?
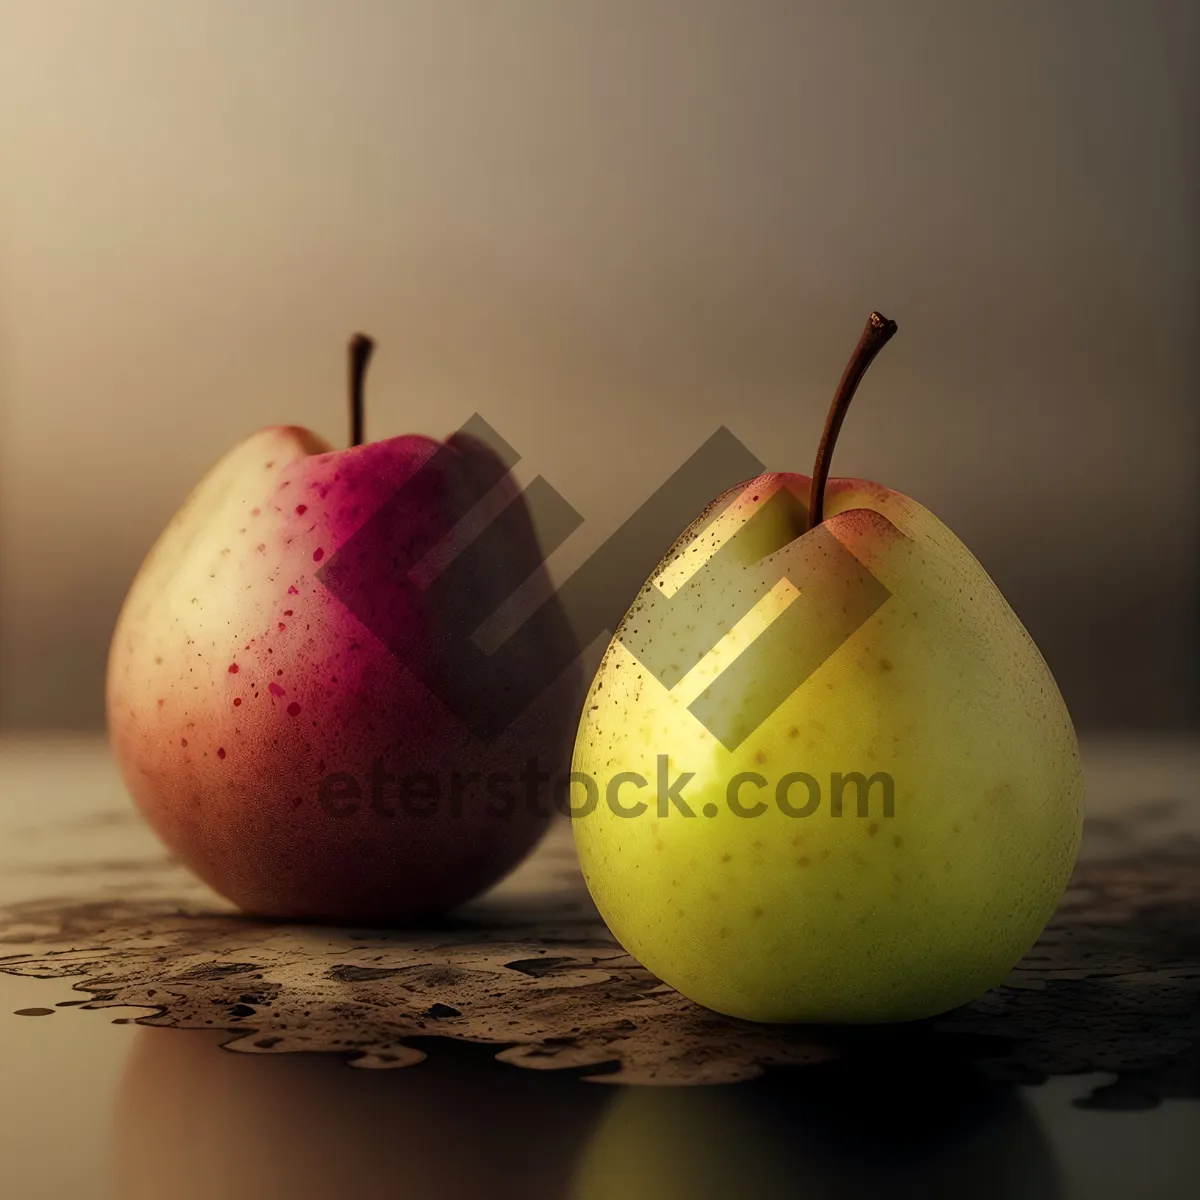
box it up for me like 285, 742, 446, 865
113, 1028, 606, 1200
572, 1050, 1063, 1200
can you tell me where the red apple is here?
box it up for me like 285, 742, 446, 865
107, 337, 581, 921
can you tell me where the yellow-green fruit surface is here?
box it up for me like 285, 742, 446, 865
571, 474, 1083, 1022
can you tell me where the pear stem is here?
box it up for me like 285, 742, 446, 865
806, 311, 898, 531
348, 333, 375, 447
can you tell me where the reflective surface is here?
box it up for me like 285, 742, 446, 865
3, 1017, 1191, 1200
3, 992, 1199, 1200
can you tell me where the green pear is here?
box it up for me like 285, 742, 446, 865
571, 313, 1083, 1023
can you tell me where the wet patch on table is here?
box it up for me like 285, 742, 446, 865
0, 808, 1197, 1099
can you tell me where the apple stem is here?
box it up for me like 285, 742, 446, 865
806, 311, 898, 530
348, 333, 375, 447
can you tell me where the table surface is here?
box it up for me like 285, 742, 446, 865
1, 732, 1198, 1199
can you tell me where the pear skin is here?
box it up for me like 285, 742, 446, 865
571, 313, 1082, 1023
576, 312, 1084, 1022
572, 472, 1082, 1022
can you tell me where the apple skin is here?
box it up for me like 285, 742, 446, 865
571, 472, 1083, 1023
107, 424, 581, 922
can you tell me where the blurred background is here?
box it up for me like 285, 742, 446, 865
1, 0, 1196, 733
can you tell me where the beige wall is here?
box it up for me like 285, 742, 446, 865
1, 1, 1196, 731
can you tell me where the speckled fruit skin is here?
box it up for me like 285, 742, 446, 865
571, 473, 1083, 1023
108, 425, 581, 923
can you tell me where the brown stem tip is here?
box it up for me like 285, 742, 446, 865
348, 333, 375, 447
806, 311, 898, 531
